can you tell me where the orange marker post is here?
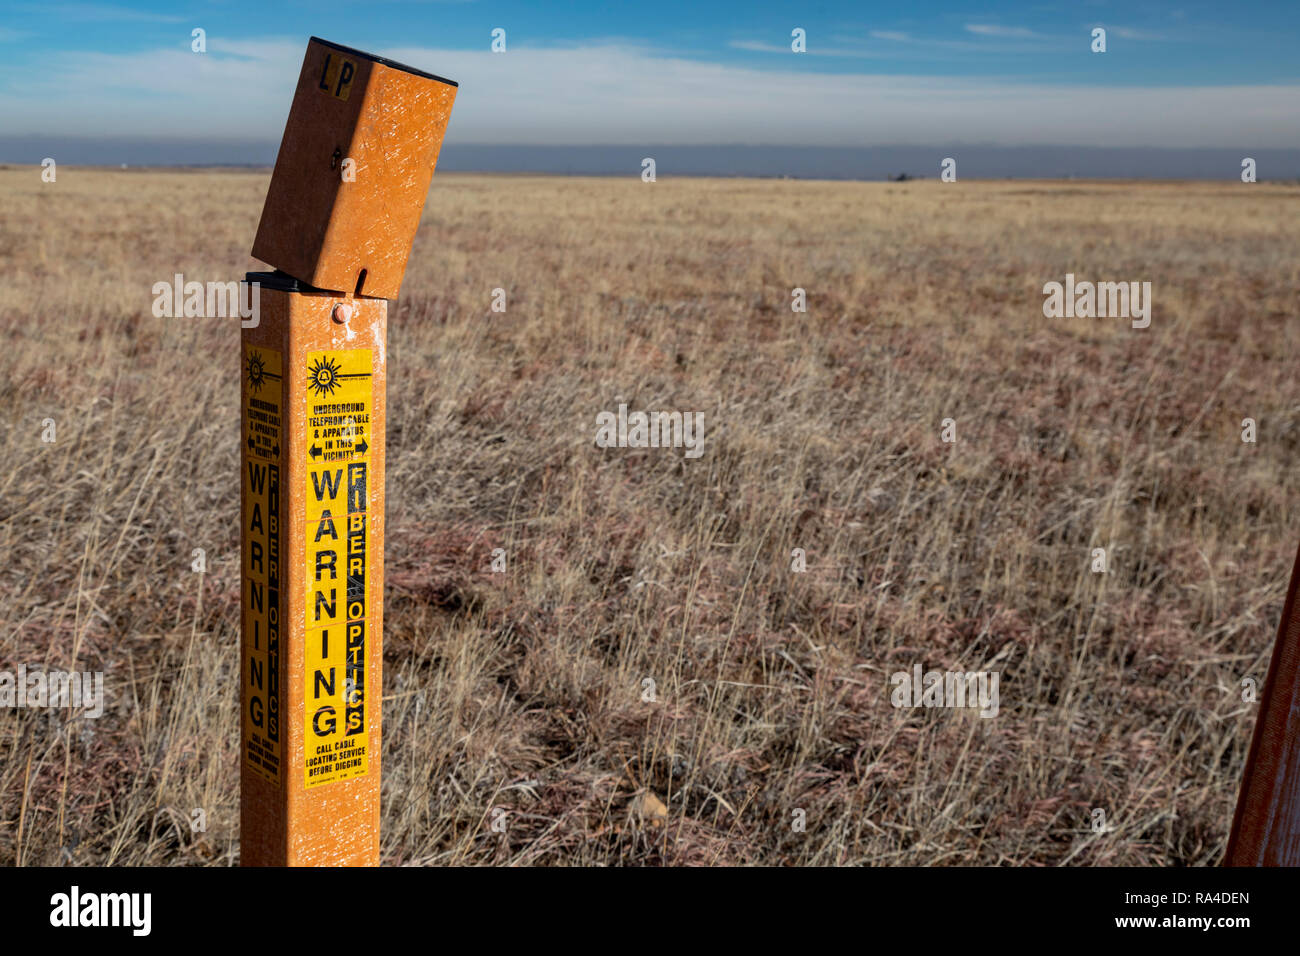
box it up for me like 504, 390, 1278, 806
240, 37, 456, 867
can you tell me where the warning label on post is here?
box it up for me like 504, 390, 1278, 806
242, 345, 283, 786
303, 349, 372, 788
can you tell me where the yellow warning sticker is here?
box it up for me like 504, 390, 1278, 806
242, 345, 283, 786
317, 51, 356, 101
303, 349, 372, 788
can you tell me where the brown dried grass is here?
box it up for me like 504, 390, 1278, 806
0, 168, 1297, 865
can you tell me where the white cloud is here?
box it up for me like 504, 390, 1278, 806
964, 24, 1041, 38
729, 40, 788, 53
1, 40, 1297, 148
870, 31, 912, 42
729, 38, 890, 58
1110, 27, 1169, 41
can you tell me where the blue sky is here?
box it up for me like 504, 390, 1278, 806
2, 1, 1299, 149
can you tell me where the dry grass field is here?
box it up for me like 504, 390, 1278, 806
1, 167, 1298, 866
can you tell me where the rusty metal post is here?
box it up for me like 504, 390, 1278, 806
240, 37, 456, 866
1225, 539, 1300, 865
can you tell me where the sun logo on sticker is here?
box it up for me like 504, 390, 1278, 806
307, 356, 343, 398
246, 351, 268, 392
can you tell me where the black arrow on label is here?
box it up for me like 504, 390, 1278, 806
309, 443, 322, 460
247, 436, 255, 450
355, 438, 368, 455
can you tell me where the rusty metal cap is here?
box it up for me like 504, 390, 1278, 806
251, 37, 458, 301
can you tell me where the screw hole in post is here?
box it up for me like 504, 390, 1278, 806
354, 269, 367, 297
